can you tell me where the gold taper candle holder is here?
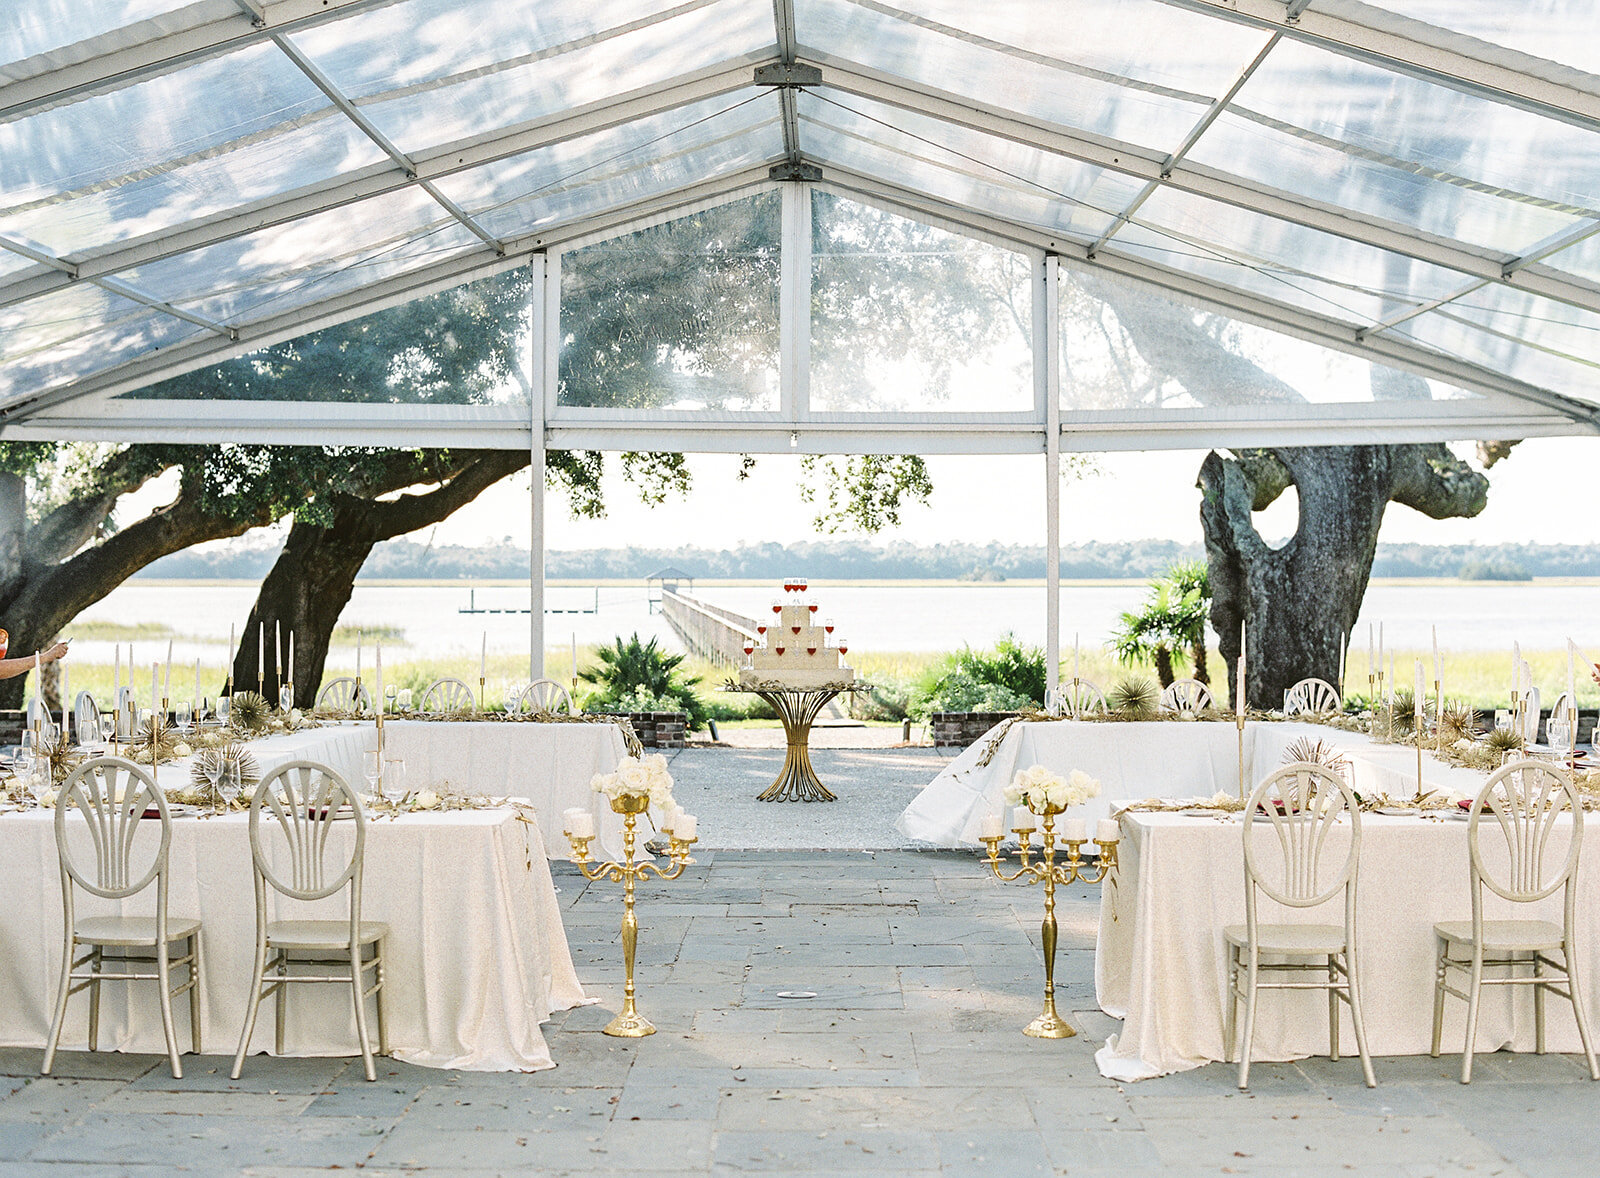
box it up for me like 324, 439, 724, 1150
980, 805, 1117, 1039
565, 794, 697, 1038
479, 676, 487, 715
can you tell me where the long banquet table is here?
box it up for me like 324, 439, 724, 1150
148, 720, 630, 861
896, 717, 1490, 845
0, 802, 588, 1070
1097, 808, 1598, 1081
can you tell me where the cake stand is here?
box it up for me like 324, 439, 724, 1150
722, 682, 869, 802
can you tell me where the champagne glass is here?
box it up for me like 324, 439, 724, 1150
383, 757, 406, 809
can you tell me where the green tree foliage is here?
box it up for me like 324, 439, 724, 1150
578, 634, 707, 729
912, 635, 1047, 719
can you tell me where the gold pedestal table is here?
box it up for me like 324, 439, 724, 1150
722, 682, 868, 802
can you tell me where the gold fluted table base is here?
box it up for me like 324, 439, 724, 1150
753, 688, 841, 802
603, 1007, 656, 1038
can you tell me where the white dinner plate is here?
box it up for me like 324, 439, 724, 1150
1374, 806, 1416, 816
1179, 809, 1230, 819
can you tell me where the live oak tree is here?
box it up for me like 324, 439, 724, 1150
1072, 274, 1499, 709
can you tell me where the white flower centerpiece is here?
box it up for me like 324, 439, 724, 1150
1004, 764, 1101, 816
591, 753, 676, 816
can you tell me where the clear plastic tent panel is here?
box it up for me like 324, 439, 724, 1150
117, 268, 536, 406
0, 43, 387, 259
1059, 265, 1480, 412
1220, 38, 1600, 225
433, 94, 783, 241
1541, 230, 1600, 287
292, 0, 774, 159
0, 284, 206, 401
1, 0, 218, 68
810, 191, 1033, 414
795, 0, 1221, 153
1394, 288, 1600, 407
558, 193, 781, 412
118, 186, 479, 330
796, 92, 1143, 243
1368, 2, 1600, 81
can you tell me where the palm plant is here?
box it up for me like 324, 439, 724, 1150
1109, 562, 1211, 688
579, 634, 705, 727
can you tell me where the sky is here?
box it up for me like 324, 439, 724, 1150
417, 436, 1600, 552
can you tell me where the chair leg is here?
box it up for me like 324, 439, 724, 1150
1238, 950, 1260, 1091
1534, 952, 1547, 1056
274, 951, 288, 1057
1222, 945, 1238, 1065
1344, 948, 1377, 1089
1328, 955, 1340, 1062
87, 947, 103, 1053
1461, 949, 1485, 1084
1561, 944, 1600, 1082
374, 939, 390, 1059
350, 943, 376, 1082
231, 932, 271, 1080
155, 937, 182, 1079
42, 935, 76, 1076
1431, 937, 1448, 1059
188, 933, 204, 1057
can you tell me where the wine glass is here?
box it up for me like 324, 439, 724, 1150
384, 686, 397, 715
837, 636, 850, 657
363, 749, 382, 804
217, 758, 243, 812
175, 700, 192, 735
215, 695, 230, 727
383, 757, 406, 809
99, 714, 115, 744
77, 716, 98, 749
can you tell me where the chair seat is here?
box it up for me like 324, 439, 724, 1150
1434, 920, 1565, 953
1224, 924, 1347, 955
74, 915, 200, 947
265, 920, 389, 950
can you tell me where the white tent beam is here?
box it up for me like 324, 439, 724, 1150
772, 0, 802, 159
0, 60, 764, 312
1152, 0, 1600, 135
0, 165, 781, 423
815, 163, 1600, 424
0, 0, 396, 121
811, 58, 1600, 320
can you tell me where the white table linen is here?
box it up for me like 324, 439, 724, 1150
897, 719, 1489, 846
0, 806, 587, 1071
1096, 810, 1596, 1081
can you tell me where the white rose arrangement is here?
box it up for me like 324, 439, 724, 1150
1003, 764, 1101, 813
591, 753, 676, 809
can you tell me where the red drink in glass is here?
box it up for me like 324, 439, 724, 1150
824, 619, 834, 633
775, 645, 785, 655
791, 625, 801, 635
807, 647, 817, 655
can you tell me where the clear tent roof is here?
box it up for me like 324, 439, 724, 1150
1, 0, 1597, 449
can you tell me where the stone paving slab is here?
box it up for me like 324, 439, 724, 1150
0, 851, 1597, 1175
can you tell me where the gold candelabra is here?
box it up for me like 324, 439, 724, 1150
980, 806, 1118, 1039
565, 794, 697, 1037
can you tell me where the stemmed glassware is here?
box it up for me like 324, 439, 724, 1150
217, 758, 243, 812
77, 717, 98, 749
175, 700, 193, 736
363, 749, 382, 805
99, 714, 116, 745
382, 757, 406, 810
16, 732, 36, 802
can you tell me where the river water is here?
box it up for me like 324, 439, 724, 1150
60, 579, 1600, 664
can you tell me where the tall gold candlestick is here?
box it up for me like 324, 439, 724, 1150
1435, 679, 1443, 757
479, 676, 487, 715
565, 795, 697, 1037
980, 806, 1118, 1039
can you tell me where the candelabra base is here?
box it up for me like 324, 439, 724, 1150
603, 1008, 657, 1038
1024, 1001, 1075, 1039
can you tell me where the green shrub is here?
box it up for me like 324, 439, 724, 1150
912, 635, 1045, 718
578, 634, 707, 729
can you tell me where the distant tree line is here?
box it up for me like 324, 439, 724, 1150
135, 538, 1600, 582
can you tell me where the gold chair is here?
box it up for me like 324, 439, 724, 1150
44, 757, 202, 1079
1225, 762, 1374, 1089
232, 760, 389, 1081
1432, 758, 1599, 1083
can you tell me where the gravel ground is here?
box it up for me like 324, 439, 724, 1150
661, 746, 953, 850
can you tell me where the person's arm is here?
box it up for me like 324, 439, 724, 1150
0, 641, 68, 681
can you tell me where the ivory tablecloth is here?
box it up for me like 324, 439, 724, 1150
1095, 810, 1598, 1081
157, 721, 630, 861
896, 719, 1488, 846
0, 805, 587, 1071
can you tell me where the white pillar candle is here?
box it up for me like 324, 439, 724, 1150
1097, 818, 1120, 843
674, 813, 697, 840
1012, 809, 1036, 833
980, 813, 1003, 839
1060, 817, 1087, 842
561, 807, 583, 831
567, 810, 595, 839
